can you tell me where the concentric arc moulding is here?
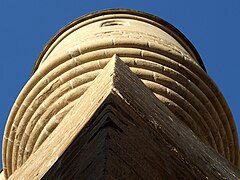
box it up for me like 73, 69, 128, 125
1, 9, 239, 180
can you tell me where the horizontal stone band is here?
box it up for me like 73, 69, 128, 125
3, 10, 238, 178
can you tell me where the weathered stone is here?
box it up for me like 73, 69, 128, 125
8, 56, 240, 179
2, 9, 239, 179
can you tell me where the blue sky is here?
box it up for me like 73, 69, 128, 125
0, 1, 239, 168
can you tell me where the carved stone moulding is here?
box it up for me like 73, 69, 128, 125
2, 9, 239, 178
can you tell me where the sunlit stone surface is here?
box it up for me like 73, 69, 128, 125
1, 9, 239, 179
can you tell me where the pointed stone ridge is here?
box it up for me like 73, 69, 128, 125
3, 10, 239, 176
8, 55, 240, 179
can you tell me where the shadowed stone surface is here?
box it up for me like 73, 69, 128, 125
8, 56, 240, 179
4, 11, 239, 178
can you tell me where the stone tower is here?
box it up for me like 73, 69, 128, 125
1, 9, 239, 179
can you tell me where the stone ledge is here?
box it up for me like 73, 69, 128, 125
9, 55, 240, 179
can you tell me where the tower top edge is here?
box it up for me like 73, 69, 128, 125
32, 9, 206, 74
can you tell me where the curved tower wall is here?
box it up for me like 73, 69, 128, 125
2, 9, 239, 178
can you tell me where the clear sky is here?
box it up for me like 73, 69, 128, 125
0, 0, 239, 169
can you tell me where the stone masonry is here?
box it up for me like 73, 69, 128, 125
1, 9, 239, 179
